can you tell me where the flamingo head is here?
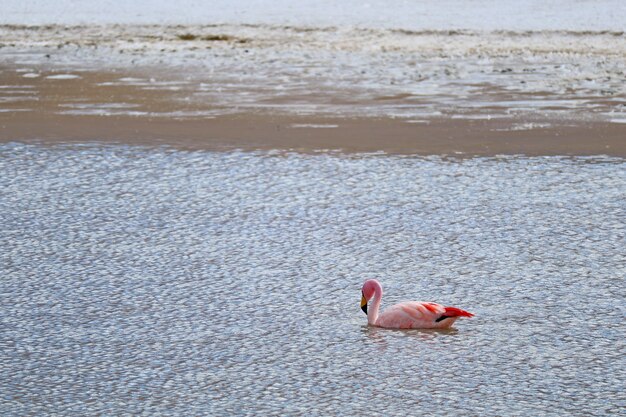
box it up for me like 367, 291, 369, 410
360, 279, 379, 315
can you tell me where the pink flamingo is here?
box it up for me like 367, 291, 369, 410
360, 279, 474, 329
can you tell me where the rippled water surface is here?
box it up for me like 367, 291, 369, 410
1, 143, 625, 416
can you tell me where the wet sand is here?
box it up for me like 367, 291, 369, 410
1, 23, 625, 156
1, 67, 624, 156
3, 110, 625, 156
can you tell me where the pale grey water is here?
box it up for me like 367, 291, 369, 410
1, 143, 625, 416
3, 0, 625, 31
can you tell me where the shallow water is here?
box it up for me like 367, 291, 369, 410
2, 24, 625, 123
3, 0, 626, 31
2, 0, 625, 124
1, 143, 625, 416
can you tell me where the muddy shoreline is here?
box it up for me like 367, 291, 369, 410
3, 111, 624, 156
1, 23, 625, 156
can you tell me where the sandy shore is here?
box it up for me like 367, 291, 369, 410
1, 24, 625, 155
1, 66, 624, 156
3, 111, 625, 156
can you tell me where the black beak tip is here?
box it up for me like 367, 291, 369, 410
361, 304, 368, 315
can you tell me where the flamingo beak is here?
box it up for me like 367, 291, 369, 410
360, 292, 368, 315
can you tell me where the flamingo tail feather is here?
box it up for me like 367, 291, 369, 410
444, 306, 474, 318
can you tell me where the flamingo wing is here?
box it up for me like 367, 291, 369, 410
376, 302, 473, 329
375, 301, 443, 329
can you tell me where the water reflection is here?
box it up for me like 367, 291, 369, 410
363, 325, 459, 346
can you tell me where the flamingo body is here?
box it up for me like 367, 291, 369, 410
360, 279, 474, 329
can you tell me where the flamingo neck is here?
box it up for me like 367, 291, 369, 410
368, 281, 383, 326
